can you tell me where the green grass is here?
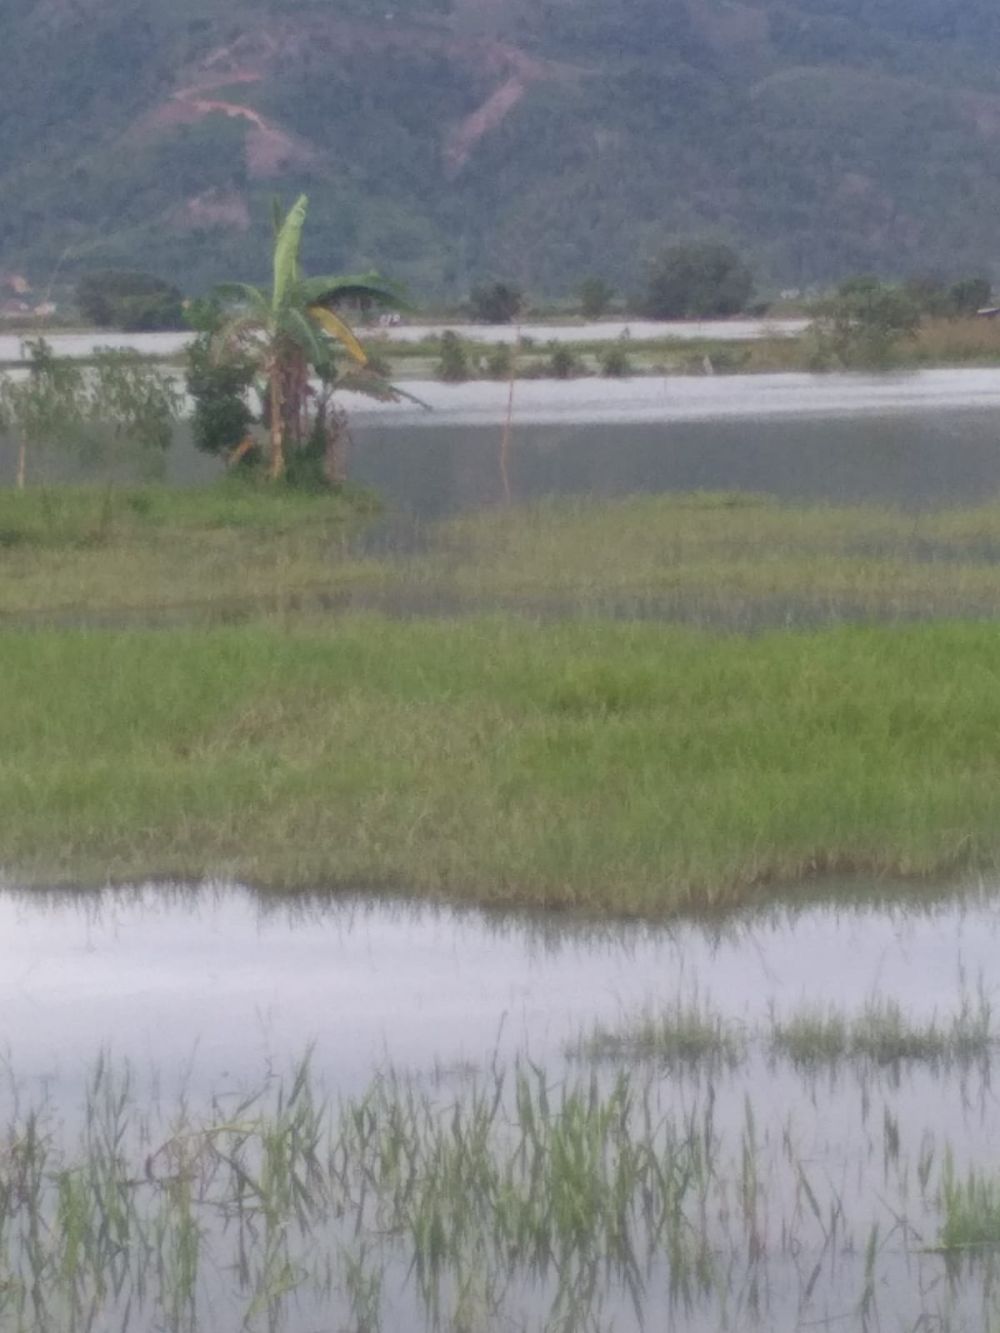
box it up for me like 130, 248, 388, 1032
569, 997, 745, 1066
0, 480, 388, 620
11, 488, 1000, 628
769, 995, 994, 1068
0, 1055, 751, 1332
939, 1159, 1000, 1252
416, 493, 1000, 623
5, 616, 1000, 908
8, 486, 1000, 910
572, 994, 993, 1068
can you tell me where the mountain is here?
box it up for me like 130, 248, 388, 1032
4, 0, 1000, 302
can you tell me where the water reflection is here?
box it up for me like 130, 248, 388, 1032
352, 402, 1000, 518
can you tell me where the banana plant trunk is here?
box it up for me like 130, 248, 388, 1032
268, 361, 285, 479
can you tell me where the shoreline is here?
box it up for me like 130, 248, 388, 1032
345, 366, 1000, 426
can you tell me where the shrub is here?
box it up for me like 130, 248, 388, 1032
469, 281, 523, 324
545, 343, 583, 378
579, 277, 614, 319
437, 330, 471, 382
813, 276, 920, 368
640, 241, 753, 319
483, 343, 514, 379
600, 344, 633, 377
76, 271, 185, 331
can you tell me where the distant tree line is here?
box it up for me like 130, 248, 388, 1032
76, 271, 186, 332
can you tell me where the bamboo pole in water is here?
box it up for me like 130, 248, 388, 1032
499, 325, 518, 504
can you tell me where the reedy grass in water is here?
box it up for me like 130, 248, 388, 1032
5, 617, 1000, 909
770, 993, 994, 1068
568, 996, 745, 1068
939, 1159, 1000, 1252
417, 493, 1000, 626
570, 993, 994, 1070
0, 1058, 727, 1332
1, 1053, 997, 1332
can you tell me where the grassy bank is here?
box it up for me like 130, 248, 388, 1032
0, 481, 386, 620
4, 616, 1000, 910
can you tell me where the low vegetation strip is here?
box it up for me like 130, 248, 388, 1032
3, 617, 1000, 911
571, 994, 995, 1068
11, 488, 1000, 627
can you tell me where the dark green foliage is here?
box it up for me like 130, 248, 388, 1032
185, 297, 256, 459
75, 271, 185, 331
948, 276, 993, 316
903, 274, 992, 318
814, 276, 921, 367
639, 242, 754, 320
579, 277, 614, 319
469, 282, 523, 324
437, 330, 471, 382
7, 1, 1000, 297
600, 344, 633, 377
185, 331, 257, 459
483, 343, 514, 379
283, 420, 334, 492
545, 343, 583, 378
902, 275, 951, 317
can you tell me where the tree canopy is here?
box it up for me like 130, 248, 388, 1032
639, 243, 754, 320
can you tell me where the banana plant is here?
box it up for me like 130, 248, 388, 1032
214, 194, 408, 480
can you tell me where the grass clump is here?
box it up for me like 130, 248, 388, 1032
939, 1166, 1000, 1252
569, 996, 744, 1067
767, 1009, 850, 1066
770, 994, 993, 1068
944, 1151, 1000, 1253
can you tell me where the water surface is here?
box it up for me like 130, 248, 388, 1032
3, 885, 999, 1332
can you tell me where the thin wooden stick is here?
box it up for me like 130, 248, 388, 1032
499, 324, 518, 504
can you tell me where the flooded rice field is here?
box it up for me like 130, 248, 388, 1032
3, 884, 1000, 1332
346, 383, 1000, 517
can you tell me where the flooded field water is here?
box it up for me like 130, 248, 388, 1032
6, 371, 1000, 1328
352, 398, 1000, 518
3, 884, 1000, 1332
5, 370, 1000, 510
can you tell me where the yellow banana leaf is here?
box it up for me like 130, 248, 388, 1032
309, 304, 369, 366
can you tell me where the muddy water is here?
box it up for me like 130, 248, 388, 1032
2, 884, 999, 1331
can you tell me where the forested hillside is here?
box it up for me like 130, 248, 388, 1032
4, 0, 1000, 300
